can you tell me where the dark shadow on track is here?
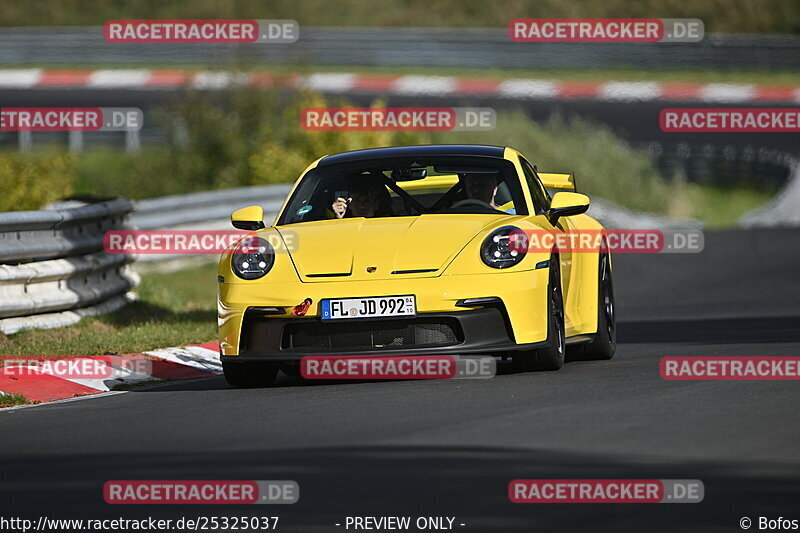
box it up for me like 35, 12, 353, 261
618, 316, 800, 344
130, 357, 528, 393
2, 446, 799, 532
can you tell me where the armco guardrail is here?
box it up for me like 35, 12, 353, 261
131, 185, 292, 230
0, 186, 293, 335
131, 184, 292, 264
0, 198, 139, 335
0, 27, 799, 71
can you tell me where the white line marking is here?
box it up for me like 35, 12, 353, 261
0, 68, 42, 88
599, 81, 662, 101
88, 69, 150, 88
498, 79, 557, 99
192, 71, 250, 90
144, 347, 223, 373
392, 75, 456, 95
303, 73, 356, 92
699, 83, 756, 103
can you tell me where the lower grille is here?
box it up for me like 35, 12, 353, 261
282, 317, 462, 350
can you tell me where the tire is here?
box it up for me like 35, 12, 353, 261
512, 255, 566, 372
569, 250, 616, 361
280, 363, 301, 377
223, 361, 278, 388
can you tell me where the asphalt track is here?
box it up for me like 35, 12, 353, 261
2, 228, 800, 532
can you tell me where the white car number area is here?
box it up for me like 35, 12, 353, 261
321, 296, 416, 320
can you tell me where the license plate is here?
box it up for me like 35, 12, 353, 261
321, 295, 416, 320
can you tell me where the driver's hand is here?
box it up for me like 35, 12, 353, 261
332, 197, 348, 218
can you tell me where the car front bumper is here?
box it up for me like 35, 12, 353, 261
222, 306, 550, 363
218, 269, 550, 358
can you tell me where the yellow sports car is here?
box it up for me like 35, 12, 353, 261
218, 145, 615, 386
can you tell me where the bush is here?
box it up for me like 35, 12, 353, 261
110, 86, 431, 192
76, 147, 198, 200
72, 87, 670, 214
249, 92, 431, 184
431, 111, 670, 214
0, 151, 76, 211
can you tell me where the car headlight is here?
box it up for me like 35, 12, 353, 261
231, 237, 274, 280
480, 226, 528, 269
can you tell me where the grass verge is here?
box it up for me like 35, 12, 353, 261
679, 183, 773, 227
0, 262, 218, 358
0, 393, 35, 408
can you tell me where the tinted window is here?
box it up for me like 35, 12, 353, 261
520, 158, 551, 215
278, 156, 528, 225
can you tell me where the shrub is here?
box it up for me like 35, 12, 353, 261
72, 87, 670, 214
431, 111, 670, 214
249, 92, 431, 184
0, 151, 76, 211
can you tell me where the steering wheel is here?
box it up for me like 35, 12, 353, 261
449, 199, 496, 211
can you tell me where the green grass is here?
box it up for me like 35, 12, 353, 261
74, 147, 202, 200
0, 393, 35, 407
679, 183, 773, 227
0, 262, 218, 357
433, 111, 672, 215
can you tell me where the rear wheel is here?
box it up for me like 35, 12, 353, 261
223, 361, 278, 388
569, 250, 616, 361
513, 256, 566, 372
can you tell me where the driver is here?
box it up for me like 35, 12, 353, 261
462, 173, 501, 209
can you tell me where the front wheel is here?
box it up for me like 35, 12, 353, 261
512, 256, 566, 372
569, 250, 616, 361
223, 361, 278, 388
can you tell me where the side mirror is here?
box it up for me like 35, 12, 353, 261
231, 205, 265, 231
548, 192, 590, 224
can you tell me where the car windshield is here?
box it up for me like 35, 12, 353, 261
277, 155, 528, 225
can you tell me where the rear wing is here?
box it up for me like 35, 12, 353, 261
539, 172, 576, 192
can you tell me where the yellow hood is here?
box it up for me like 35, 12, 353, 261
277, 214, 511, 281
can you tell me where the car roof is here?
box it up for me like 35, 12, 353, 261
318, 145, 506, 166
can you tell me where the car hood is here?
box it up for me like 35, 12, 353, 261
276, 214, 511, 282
